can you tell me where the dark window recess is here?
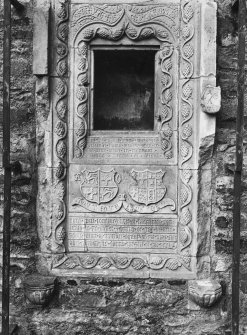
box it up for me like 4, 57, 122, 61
93, 50, 156, 131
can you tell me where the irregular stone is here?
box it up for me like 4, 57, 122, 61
134, 288, 183, 307
215, 216, 229, 229
216, 176, 234, 193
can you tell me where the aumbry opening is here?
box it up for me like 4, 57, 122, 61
93, 49, 156, 131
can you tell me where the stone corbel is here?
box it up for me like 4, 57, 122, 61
23, 274, 57, 308
201, 85, 221, 114
188, 279, 222, 308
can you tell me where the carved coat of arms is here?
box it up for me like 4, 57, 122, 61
129, 169, 166, 206
80, 169, 120, 204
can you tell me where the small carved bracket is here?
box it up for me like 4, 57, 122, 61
188, 279, 222, 308
23, 274, 57, 308
201, 85, 221, 114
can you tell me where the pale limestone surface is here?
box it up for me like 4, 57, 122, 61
33, 1, 50, 75
201, 86, 221, 114
34, 0, 220, 279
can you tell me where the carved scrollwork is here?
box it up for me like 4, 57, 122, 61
159, 43, 174, 158
75, 42, 88, 158
49, 2, 198, 275
179, 170, 193, 252
72, 4, 179, 41
52, 253, 191, 271
181, 0, 194, 166
176, 0, 195, 266
72, 4, 179, 159
53, 0, 69, 252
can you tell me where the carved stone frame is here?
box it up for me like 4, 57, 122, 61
35, 0, 219, 279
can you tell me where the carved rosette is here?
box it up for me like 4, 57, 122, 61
178, 0, 195, 264
53, 0, 69, 252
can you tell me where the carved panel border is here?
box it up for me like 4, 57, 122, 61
71, 4, 179, 160
52, 0, 69, 253
177, 0, 195, 267
42, 0, 219, 278
51, 2, 192, 274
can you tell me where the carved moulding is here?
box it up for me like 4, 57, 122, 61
52, 253, 191, 272
52, 0, 69, 252
41, 0, 220, 279
178, 0, 195, 264
53, 167, 191, 275
71, 3, 179, 159
51, 2, 192, 276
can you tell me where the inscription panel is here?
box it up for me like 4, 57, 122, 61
68, 215, 178, 253
74, 135, 178, 165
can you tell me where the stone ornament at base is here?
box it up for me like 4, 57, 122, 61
201, 85, 221, 114
23, 274, 56, 307
188, 279, 222, 308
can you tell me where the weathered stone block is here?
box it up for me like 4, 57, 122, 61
33, 1, 50, 75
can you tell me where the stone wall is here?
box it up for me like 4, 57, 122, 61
0, 0, 247, 334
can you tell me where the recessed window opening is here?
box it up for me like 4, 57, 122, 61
93, 49, 156, 131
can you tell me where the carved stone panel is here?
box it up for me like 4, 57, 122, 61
38, 0, 219, 279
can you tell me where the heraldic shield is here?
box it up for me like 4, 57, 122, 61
129, 169, 167, 206
80, 169, 120, 204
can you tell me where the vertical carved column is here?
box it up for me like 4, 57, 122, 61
75, 41, 89, 158
178, 0, 195, 265
181, 0, 194, 166
52, 0, 69, 252
159, 43, 174, 159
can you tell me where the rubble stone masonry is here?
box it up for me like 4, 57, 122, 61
0, 0, 247, 334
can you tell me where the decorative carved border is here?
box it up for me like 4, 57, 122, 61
159, 43, 174, 159
178, 0, 195, 263
180, 0, 194, 165
50, 2, 197, 274
74, 41, 89, 158
52, 253, 191, 271
52, 0, 69, 252
72, 4, 179, 159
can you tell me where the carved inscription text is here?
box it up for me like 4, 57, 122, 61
82, 136, 176, 164
68, 216, 178, 253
